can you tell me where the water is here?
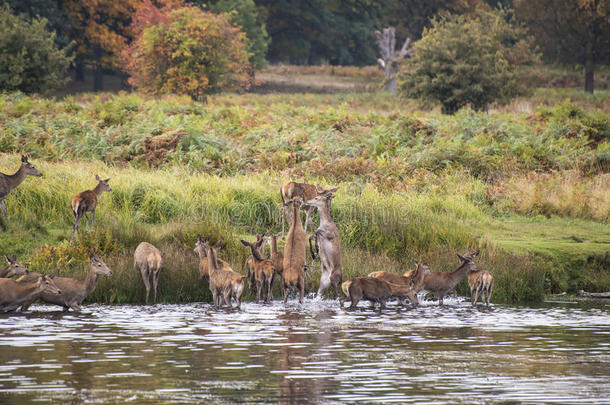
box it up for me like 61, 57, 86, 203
1, 297, 609, 404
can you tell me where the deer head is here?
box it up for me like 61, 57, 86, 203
40, 274, 62, 295
4, 255, 30, 278
89, 252, 113, 276
95, 174, 112, 192
21, 154, 43, 177
303, 186, 338, 209
194, 234, 210, 258
457, 254, 478, 273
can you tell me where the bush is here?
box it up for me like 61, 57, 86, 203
121, 5, 252, 99
0, 6, 72, 94
399, 7, 537, 113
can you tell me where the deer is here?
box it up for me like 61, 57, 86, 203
422, 254, 477, 305
241, 238, 275, 303
344, 277, 392, 310
70, 174, 112, 241
0, 154, 43, 218
462, 249, 493, 306
244, 231, 267, 294
267, 232, 284, 291
282, 198, 307, 304
370, 260, 431, 305
281, 182, 320, 237
134, 242, 163, 305
203, 238, 246, 309
194, 234, 232, 278
0, 275, 61, 313
0, 255, 30, 278
303, 186, 342, 299
18, 253, 113, 312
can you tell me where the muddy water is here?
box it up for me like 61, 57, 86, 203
0, 297, 609, 404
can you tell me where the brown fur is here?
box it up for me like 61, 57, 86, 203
241, 239, 275, 303
18, 253, 113, 312
0, 275, 60, 312
205, 239, 246, 309
134, 242, 163, 305
369, 261, 430, 306
268, 233, 284, 277
70, 175, 111, 241
281, 182, 318, 236
0, 154, 43, 218
194, 235, 232, 277
282, 198, 307, 304
422, 255, 475, 305
345, 277, 392, 310
244, 232, 266, 293
0, 255, 29, 278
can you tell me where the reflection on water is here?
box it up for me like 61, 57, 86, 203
0, 297, 609, 404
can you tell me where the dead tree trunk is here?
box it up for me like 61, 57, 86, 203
375, 27, 413, 93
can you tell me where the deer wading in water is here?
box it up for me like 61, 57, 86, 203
422, 254, 476, 305
303, 186, 342, 299
282, 198, 307, 304
0, 275, 61, 313
462, 248, 493, 306
134, 242, 163, 305
70, 175, 111, 241
0, 154, 43, 218
203, 238, 246, 309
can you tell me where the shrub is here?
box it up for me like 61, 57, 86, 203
0, 6, 72, 94
399, 7, 537, 113
121, 5, 252, 99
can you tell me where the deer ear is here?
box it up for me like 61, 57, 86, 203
197, 234, 202, 242
214, 240, 223, 249
316, 184, 324, 193
5, 255, 11, 264
457, 254, 466, 261
95, 174, 101, 181
105, 178, 111, 182
329, 187, 339, 193
24, 269, 30, 274
49, 274, 55, 279
473, 250, 480, 257
240, 240, 249, 247
21, 155, 28, 162
413, 259, 418, 266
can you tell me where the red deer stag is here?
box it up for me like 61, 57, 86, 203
241, 238, 275, 303
70, 175, 111, 241
282, 198, 307, 304
303, 186, 342, 299
0, 255, 30, 278
134, 242, 163, 305
0, 154, 43, 218
18, 253, 113, 312
0, 275, 61, 313
204, 238, 246, 309
281, 182, 320, 237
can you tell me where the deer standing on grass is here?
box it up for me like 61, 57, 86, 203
204, 238, 246, 309
0, 256, 30, 278
281, 182, 320, 237
194, 234, 232, 278
0, 275, 61, 313
303, 186, 342, 299
0, 154, 43, 218
244, 231, 266, 293
134, 242, 163, 305
18, 253, 113, 312
70, 175, 111, 241
282, 198, 307, 304
422, 254, 476, 305
241, 238, 275, 303
462, 249, 493, 306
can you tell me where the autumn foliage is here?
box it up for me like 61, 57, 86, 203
121, 1, 252, 99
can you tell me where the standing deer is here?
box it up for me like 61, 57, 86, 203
370, 260, 431, 305
70, 174, 111, 241
18, 253, 113, 312
0, 255, 30, 278
303, 186, 342, 299
422, 255, 476, 305
267, 232, 284, 292
194, 234, 232, 278
244, 231, 266, 293
282, 198, 307, 304
0, 275, 61, 313
204, 238, 246, 309
134, 242, 163, 305
241, 238, 275, 303
462, 249, 493, 306
281, 182, 319, 237
0, 154, 43, 218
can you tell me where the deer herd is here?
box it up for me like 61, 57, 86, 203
0, 155, 494, 313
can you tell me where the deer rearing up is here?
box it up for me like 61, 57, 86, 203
0, 255, 30, 278
281, 182, 319, 237
241, 238, 275, 303
204, 238, 246, 309
0, 274, 61, 313
134, 242, 163, 305
282, 198, 307, 304
0, 154, 43, 218
71, 174, 111, 241
303, 186, 342, 300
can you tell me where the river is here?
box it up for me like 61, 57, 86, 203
1, 297, 609, 404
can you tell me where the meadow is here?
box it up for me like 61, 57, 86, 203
0, 71, 608, 305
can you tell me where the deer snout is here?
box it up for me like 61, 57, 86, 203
56, 289, 62, 295
108, 271, 114, 276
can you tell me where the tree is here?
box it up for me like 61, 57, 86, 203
121, 5, 251, 99
515, 0, 610, 93
208, 0, 269, 70
399, 8, 537, 113
376, 27, 413, 92
0, 6, 72, 94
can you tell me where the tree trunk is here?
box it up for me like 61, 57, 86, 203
75, 63, 84, 81
584, 38, 594, 93
93, 67, 103, 92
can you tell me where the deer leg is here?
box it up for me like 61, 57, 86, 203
71, 213, 83, 241
439, 295, 444, 306
299, 275, 304, 304
256, 280, 262, 302
282, 204, 290, 238
474, 287, 481, 306
487, 282, 493, 306
283, 282, 288, 304
223, 290, 232, 308
211, 291, 218, 308
153, 269, 161, 304
0, 200, 7, 217
303, 208, 311, 234
266, 276, 273, 303
141, 269, 151, 305
84, 212, 90, 229
92, 210, 96, 227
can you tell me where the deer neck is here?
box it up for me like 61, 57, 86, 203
207, 249, 219, 276
411, 268, 426, 290
388, 282, 411, 295
447, 262, 469, 288
17, 280, 44, 300
0, 266, 9, 278
250, 244, 264, 262
83, 265, 100, 296
291, 204, 302, 231
271, 238, 279, 258
5, 165, 27, 193
92, 182, 105, 197
318, 202, 333, 225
